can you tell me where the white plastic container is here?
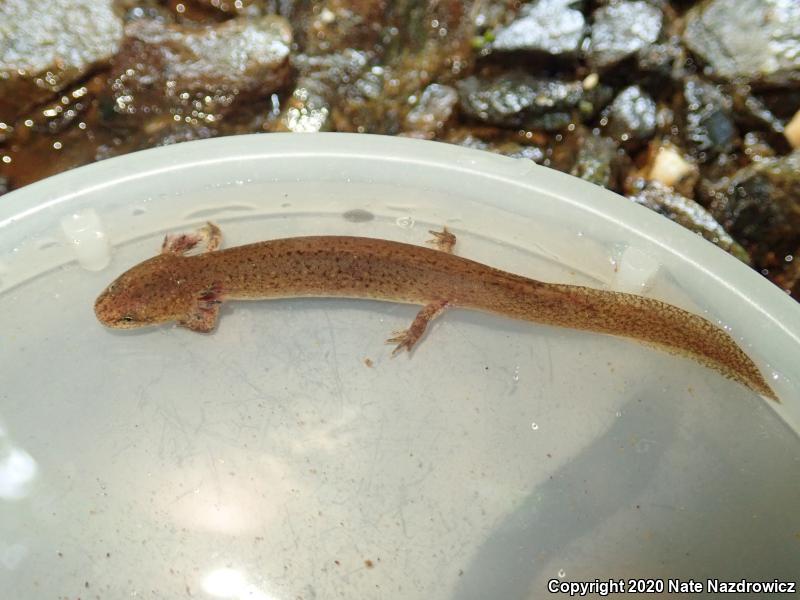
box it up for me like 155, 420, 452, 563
1, 134, 798, 599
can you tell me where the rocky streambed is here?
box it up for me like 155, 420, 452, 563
1, 0, 798, 296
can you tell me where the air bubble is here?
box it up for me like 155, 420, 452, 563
396, 216, 415, 229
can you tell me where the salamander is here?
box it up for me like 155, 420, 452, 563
94, 222, 777, 401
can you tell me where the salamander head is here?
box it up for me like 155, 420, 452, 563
94, 254, 195, 329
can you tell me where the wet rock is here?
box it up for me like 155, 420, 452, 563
570, 134, 621, 190
1, 117, 120, 189
340, 0, 475, 133
293, 0, 388, 55
603, 85, 657, 145
758, 89, 800, 123
444, 131, 495, 152
149, 122, 217, 148
186, 0, 259, 14
278, 87, 333, 133
277, 50, 370, 132
457, 72, 612, 131
682, 77, 737, 160
683, 0, 800, 88
631, 182, 750, 263
0, 0, 123, 124
783, 260, 800, 299
710, 150, 800, 264
502, 144, 546, 163
117, 1, 174, 22
635, 37, 683, 84
13, 76, 103, 137
443, 127, 546, 163
90, 119, 217, 164
731, 90, 785, 136
587, 1, 662, 70
491, 0, 585, 56
472, 0, 520, 29
281, 0, 475, 134
471, 0, 519, 33
403, 84, 458, 138
545, 126, 628, 191
106, 16, 291, 126
742, 131, 777, 162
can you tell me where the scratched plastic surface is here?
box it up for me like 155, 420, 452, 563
0, 135, 798, 599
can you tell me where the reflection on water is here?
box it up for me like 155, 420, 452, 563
453, 394, 677, 599
0, 421, 37, 501
162, 455, 297, 535
0, 419, 36, 575
202, 568, 278, 600
0, 542, 28, 570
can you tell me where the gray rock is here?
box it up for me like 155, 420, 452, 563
118, 2, 173, 23
742, 131, 776, 161
504, 144, 546, 163
491, 0, 585, 56
731, 90, 785, 135
107, 16, 291, 125
278, 50, 371, 133
185, 0, 259, 13
404, 84, 459, 138
710, 150, 800, 263
636, 37, 683, 83
278, 0, 476, 134
457, 72, 612, 131
683, 77, 737, 160
0, 0, 123, 124
472, 0, 520, 33
683, 0, 800, 88
444, 128, 546, 163
631, 182, 750, 263
604, 85, 657, 144
570, 135, 621, 189
588, 0, 662, 69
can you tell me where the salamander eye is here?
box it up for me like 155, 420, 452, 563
119, 315, 135, 323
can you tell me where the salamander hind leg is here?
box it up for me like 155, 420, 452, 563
427, 227, 456, 254
162, 222, 223, 255
387, 300, 449, 356
178, 283, 224, 333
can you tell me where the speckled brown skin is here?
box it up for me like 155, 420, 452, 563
95, 233, 777, 401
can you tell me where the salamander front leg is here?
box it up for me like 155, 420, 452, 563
387, 299, 449, 356
427, 226, 456, 254
179, 283, 224, 333
162, 222, 222, 255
